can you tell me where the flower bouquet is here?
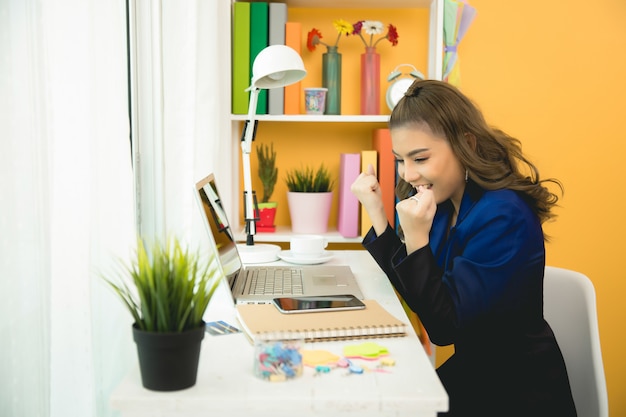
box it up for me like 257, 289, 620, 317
351, 20, 400, 115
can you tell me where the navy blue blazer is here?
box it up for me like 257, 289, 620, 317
363, 181, 577, 417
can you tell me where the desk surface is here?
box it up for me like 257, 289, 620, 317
110, 250, 448, 417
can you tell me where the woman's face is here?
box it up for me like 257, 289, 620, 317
392, 124, 466, 209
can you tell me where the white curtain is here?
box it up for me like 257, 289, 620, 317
0, 0, 226, 415
133, 0, 231, 245
1, 0, 135, 416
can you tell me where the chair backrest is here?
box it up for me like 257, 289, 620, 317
543, 266, 609, 417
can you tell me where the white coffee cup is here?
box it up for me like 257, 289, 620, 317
290, 234, 328, 259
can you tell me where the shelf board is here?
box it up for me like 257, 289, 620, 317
285, 0, 435, 8
235, 226, 363, 244
231, 114, 389, 123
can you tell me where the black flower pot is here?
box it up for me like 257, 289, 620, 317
132, 322, 205, 391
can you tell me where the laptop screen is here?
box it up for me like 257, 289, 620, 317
196, 174, 242, 284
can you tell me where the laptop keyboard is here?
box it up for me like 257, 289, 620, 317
246, 267, 303, 295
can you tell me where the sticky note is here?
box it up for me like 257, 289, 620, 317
343, 342, 389, 360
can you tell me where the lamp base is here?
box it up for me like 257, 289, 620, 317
236, 243, 281, 264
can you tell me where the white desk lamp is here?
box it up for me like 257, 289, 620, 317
238, 45, 307, 264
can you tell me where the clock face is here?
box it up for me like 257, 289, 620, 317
386, 78, 416, 111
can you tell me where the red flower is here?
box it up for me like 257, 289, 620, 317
387, 24, 399, 46
351, 20, 363, 36
307, 28, 323, 52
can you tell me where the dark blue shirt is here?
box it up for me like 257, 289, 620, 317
363, 180, 576, 417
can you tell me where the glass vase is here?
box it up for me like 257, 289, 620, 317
322, 46, 341, 115
360, 46, 380, 115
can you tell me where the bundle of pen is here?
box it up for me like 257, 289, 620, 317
205, 320, 241, 336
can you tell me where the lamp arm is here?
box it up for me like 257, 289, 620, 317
241, 88, 260, 245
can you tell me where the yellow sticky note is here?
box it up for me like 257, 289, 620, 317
301, 349, 340, 367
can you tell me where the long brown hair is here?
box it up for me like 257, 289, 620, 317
390, 79, 562, 225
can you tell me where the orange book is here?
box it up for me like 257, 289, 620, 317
284, 22, 302, 114
372, 128, 396, 227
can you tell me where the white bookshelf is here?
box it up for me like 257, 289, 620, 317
223, 0, 444, 243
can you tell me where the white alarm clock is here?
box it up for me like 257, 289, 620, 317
386, 64, 425, 111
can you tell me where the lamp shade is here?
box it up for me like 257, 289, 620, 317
248, 45, 307, 90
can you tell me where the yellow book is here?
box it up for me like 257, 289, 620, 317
360, 150, 378, 237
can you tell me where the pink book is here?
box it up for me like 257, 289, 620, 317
337, 153, 361, 238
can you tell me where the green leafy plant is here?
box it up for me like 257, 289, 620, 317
285, 164, 335, 193
256, 143, 278, 203
102, 237, 223, 333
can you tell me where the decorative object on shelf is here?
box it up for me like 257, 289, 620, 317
240, 45, 307, 262
321, 47, 341, 115
307, 19, 353, 115
101, 237, 222, 391
386, 64, 425, 111
304, 87, 328, 115
256, 142, 278, 232
360, 47, 380, 115
256, 201, 278, 232
285, 164, 335, 234
443, 0, 477, 86
351, 20, 399, 115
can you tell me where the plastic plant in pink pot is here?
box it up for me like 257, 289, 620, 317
285, 164, 335, 234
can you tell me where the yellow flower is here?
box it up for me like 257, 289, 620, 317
307, 19, 354, 52
333, 19, 353, 36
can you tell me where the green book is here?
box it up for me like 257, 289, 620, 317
249, 2, 269, 114
232, 2, 251, 114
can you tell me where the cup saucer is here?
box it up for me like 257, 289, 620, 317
277, 250, 333, 265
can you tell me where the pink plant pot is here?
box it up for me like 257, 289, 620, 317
287, 192, 333, 234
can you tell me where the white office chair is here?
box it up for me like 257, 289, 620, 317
543, 266, 609, 417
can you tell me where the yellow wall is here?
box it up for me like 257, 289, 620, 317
247, 2, 626, 414
461, 1, 626, 415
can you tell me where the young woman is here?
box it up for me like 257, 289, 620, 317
351, 80, 577, 417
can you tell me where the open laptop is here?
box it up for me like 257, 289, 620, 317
194, 173, 364, 304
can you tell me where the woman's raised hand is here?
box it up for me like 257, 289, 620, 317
351, 164, 388, 236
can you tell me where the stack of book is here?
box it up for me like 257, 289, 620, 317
337, 128, 397, 238
232, 2, 302, 115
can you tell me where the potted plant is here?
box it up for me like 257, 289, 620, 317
256, 143, 278, 232
102, 236, 222, 391
285, 163, 335, 234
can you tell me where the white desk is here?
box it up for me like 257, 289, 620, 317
110, 250, 448, 417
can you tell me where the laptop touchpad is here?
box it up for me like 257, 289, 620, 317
313, 275, 339, 286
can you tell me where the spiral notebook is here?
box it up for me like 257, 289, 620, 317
236, 299, 408, 343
